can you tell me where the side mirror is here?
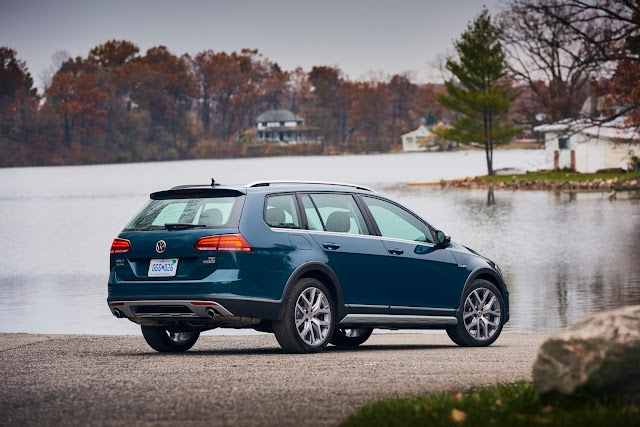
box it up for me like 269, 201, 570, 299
436, 230, 451, 247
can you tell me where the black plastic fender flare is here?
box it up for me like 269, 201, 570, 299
457, 266, 509, 323
279, 262, 348, 321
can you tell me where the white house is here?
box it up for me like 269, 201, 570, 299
255, 109, 317, 143
534, 116, 639, 172
401, 125, 433, 152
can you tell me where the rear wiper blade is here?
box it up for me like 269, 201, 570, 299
165, 223, 206, 230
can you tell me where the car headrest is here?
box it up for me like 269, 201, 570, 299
198, 208, 223, 226
266, 207, 286, 225
325, 211, 350, 233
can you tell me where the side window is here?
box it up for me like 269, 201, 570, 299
300, 195, 323, 231
265, 194, 300, 229
362, 196, 434, 243
308, 193, 369, 235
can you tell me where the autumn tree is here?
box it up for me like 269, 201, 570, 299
133, 46, 197, 158
88, 39, 139, 69
348, 81, 390, 151
283, 67, 313, 115
192, 50, 216, 130
88, 39, 141, 112
86, 40, 148, 161
308, 66, 350, 150
46, 58, 108, 159
192, 49, 281, 139
388, 74, 419, 145
416, 83, 450, 125
437, 9, 519, 175
0, 47, 38, 142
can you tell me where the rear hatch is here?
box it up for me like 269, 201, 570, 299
111, 188, 248, 281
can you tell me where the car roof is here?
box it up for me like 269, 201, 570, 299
161, 181, 376, 196
244, 181, 375, 194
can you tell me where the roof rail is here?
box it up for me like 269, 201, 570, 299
244, 180, 375, 192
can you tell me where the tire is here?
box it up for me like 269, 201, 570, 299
330, 327, 373, 347
273, 278, 335, 353
446, 279, 504, 347
141, 325, 200, 353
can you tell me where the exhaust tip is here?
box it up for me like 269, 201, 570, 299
112, 309, 124, 318
206, 307, 220, 318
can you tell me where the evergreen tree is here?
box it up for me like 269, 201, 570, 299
437, 9, 518, 175
425, 111, 438, 126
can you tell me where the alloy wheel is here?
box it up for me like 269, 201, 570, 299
462, 287, 501, 340
295, 287, 332, 346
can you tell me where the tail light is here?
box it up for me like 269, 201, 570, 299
110, 238, 131, 254
194, 234, 252, 252
194, 236, 220, 251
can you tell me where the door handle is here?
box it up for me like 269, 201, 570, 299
388, 248, 404, 255
322, 243, 340, 250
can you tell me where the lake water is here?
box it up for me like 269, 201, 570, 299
1, 149, 638, 335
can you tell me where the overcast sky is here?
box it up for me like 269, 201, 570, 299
1, 0, 503, 91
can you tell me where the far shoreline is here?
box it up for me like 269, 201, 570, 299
408, 170, 640, 194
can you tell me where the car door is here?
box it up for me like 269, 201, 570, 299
359, 195, 467, 311
300, 193, 389, 309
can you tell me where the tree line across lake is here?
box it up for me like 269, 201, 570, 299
0, 0, 637, 168
0, 42, 456, 166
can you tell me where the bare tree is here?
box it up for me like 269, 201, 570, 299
39, 50, 70, 93
508, 0, 640, 126
528, 0, 639, 65
501, 0, 597, 122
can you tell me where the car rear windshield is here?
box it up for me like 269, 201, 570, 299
124, 196, 244, 231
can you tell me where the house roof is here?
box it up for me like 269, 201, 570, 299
256, 109, 303, 123
534, 116, 639, 141
401, 125, 432, 139
582, 116, 639, 141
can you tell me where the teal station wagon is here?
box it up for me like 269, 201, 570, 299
108, 180, 508, 353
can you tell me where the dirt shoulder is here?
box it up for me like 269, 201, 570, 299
0, 332, 548, 426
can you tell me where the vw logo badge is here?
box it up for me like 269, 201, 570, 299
156, 240, 167, 254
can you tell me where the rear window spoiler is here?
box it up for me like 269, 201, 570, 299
151, 188, 246, 199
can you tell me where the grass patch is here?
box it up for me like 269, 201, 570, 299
341, 382, 640, 427
473, 171, 640, 183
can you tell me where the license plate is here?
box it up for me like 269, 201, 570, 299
148, 259, 178, 277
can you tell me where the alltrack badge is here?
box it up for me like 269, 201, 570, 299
156, 240, 167, 253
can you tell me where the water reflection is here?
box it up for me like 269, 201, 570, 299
487, 187, 495, 206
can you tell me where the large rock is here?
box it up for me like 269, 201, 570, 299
533, 305, 640, 401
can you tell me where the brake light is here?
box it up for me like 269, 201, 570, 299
194, 235, 220, 251
218, 234, 253, 252
110, 238, 131, 254
194, 234, 252, 252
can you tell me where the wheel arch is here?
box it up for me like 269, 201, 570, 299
465, 267, 506, 297
279, 262, 347, 321
461, 267, 509, 322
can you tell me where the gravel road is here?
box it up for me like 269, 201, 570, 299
0, 332, 548, 426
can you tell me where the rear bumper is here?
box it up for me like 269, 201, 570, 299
108, 300, 234, 319
107, 295, 282, 320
